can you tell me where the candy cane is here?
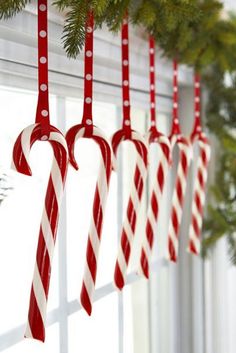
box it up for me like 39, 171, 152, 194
139, 37, 171, 278
65, 12, 112, 316
188, 73, 211, 255
113, 16, 148, 290
12, 0, 68, 342
167, 61, 192, 262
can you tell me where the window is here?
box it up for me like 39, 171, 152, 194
1, 5, 225, 353
0, 86, 170, 353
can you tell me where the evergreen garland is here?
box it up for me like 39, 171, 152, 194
202, 67, 236, 264
0, 0, 236, 262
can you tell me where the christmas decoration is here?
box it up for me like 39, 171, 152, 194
1, 0, 236, 263
113, 16, 148, 290
12, 0, 68, 342
139, 37, 171, 279
167, 61, 192, 262
65, 12, 112, 316
187, 74, 211, 255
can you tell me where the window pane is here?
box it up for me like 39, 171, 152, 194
228, 265, 236, 353
0, 87, 59, 334
69, 293, 119, 353
123, 282, 150, 353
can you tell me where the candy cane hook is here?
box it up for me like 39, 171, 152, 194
139, 37, 171, 278
113, 16, 148, 290
65, 12, 112, 316
188, 73, 211, 255
12, 1, 68, 342
167, 60, 192, 262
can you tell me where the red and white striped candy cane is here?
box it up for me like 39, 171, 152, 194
66, 12, 112, 316
139, 37, 171, 278
188, 73, 211, 255
113, 16, 148, 290
13, 125, 67, 342
12, 1, 68, 341
167, 60, 192, 262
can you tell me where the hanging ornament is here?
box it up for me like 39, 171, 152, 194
12, 0, 68, 342
187, 73, 211, 255
113, 15, 148, 291
65, 12, 112, 316
167, 60, 192, 262
139, 37, 171, 279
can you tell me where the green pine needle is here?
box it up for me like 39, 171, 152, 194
0, 0, 30, 19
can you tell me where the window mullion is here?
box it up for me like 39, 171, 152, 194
56, 96, 69, 353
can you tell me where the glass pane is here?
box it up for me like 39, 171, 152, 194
123, 281, 150, 353
227, 263, 236, 353
69, 293, 119, 353
149, 265, 171, 353
0, 87, 59, 334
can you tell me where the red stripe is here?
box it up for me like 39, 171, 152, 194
36, 229, 51, 296
171, 208, 179, 233
134, 167, 143, 199
189, 240, 198, 255
80, 283, 92, 316
45, 180, 59, 236
146, 220, 154, 247
151, 192, 158, 218
114, 262, 125, 290
157, 164, 164, 191
86, 239, 97, 282
181, 151, 188, 175
121, 231, 131, 263
195, 192, 203, 214
192, 215, 200, 236
198, 170, 204, 189
127, 200, 137, 233
93, 188, 103, 237
27, 289, 45, 341
168, 238, 177, 262
140, 249, 149, 279
201, 148, 207, 165
176, 178, 184, 205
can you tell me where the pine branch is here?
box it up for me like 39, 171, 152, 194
0, 0, 30, 20
58, 0, 89, 58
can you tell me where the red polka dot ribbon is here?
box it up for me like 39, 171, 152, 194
171, 60, 181, 136
191, 73, 202, 138
121, 16, 131, 130
149, 36, 156, 128
35, 0, 50, 140
82, 11, 94, 127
